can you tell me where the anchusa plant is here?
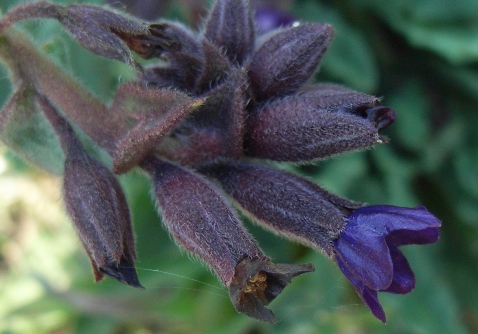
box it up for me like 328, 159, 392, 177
0, 0, 441, 323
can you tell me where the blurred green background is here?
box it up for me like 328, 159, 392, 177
0, 0, 477, 333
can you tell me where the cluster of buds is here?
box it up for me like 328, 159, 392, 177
0, 0, 440, 323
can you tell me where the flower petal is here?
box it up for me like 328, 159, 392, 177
347, 205, 441, 235
255, 7, 296, 35
336, 255, 386, 323
386, 227, 441, 247
334, 227, 393, 290
381, 246, 415, 294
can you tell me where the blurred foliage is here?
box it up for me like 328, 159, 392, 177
1, 0, 477, 333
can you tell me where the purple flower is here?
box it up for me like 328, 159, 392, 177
334, 205, 441, 323
254, 7, 296, 34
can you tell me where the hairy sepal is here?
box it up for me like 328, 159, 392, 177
203, 0, 255, 64
249, 23, 334, 101
110, 83, 205, 173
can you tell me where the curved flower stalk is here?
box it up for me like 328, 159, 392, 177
0, 0, 440, 323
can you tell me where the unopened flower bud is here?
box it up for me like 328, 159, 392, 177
37, 95, 142, 288
245, 86, 395, 162
249, 23, 334, 101
203, 0, 255, 64
203, 162, 361, 256
142, 157, 313, 322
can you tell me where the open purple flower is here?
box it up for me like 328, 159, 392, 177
334, 205, 441, 323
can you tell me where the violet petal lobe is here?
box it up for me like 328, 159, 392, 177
381, 245, 415, 294
347, 205, 441, 238
336, 254, 387, 323
334, 205, 441, 323
334, 226, 393, 290
254, 7, 296, 35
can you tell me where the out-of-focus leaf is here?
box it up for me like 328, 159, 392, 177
382, 248, 469, 334
386, 80, 431, 152
0, 85, 64, 174
357, 0, 478, 64
291, 0, 379, 92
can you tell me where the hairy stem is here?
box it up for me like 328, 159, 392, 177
0, 29, 116, 154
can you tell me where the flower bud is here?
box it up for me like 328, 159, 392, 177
143, 157, 314, 322
203, 0, 255, 64
249, 23, 334, 101
245, 86, 394, 162
156, 67, 247, 166
203, 162, 361, 256
144, 22, 204, 89
37, 95, 142, 288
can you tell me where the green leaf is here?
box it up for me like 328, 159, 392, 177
386, 80, 431, 152
359, 0, 478, 64
0, 84, 64, 174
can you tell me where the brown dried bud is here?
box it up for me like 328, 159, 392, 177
143, 157, 314, 322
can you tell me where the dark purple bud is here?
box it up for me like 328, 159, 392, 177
303, 84, 397, 130
109, 83, 205, 174
157, 68, 247, 165
203, 0, 255, 64
254, 7, 296, 35
37, 95, 142, 288
334, 205, 441, 323
246, 90, 383, 162
249, 23, 334, 101
142, 157, 313, 322
203, 162, 361, 256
